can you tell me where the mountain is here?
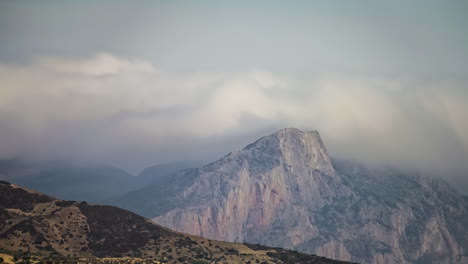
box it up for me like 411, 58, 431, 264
0, 160, 137, 202
0, 159, 199, 203
137, 160, 205, 188
114, 128, 468, 264
0, 180, 353, 264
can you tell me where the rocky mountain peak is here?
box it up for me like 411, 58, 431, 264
151, 128, 343, 244
242, 128, 334, 175
113, 128, 468, 264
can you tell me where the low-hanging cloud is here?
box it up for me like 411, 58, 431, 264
0, 53, 467, 187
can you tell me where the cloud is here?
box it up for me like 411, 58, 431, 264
0, 53, 467, 186
38, 53, 155, 76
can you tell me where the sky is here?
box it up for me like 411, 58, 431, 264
0, 1, 468, 192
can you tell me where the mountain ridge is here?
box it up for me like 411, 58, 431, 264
0, 160, 199, 203
113, 128, 468, 264
2, 127, 467, 263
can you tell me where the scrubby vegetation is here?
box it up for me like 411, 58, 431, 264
1, 181, 355, 264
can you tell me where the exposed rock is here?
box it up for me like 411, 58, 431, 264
133, 128, 468, 264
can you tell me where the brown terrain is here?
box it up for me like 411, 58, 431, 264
0, 180, 354, 264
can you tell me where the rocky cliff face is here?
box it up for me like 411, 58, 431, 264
142, 128, 468, 264
154, 128, 342, 242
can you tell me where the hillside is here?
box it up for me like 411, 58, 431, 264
0, 180, 353, 264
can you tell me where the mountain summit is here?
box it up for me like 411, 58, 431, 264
242, 128, 334, 175
151, 128, 347, 244
114, 128, 468, 264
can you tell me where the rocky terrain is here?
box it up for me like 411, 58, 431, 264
0, 180, 353, 264
115, 128, 468, 264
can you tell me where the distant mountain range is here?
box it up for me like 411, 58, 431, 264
0, 159, 202, 203
0, 180, 353, 264
2, 128, 468, 264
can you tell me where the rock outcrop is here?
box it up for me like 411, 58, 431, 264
154, 128, 343, 243
129, 128, 468, 264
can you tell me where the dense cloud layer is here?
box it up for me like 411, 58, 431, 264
0, 53, 467, 190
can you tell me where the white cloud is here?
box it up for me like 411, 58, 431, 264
0, 53, 467, 179
38, 53, 155, 76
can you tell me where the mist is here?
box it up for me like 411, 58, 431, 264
0, 53, 467, 193
1, 1, 467, 193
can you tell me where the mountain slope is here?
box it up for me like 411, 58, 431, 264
0, 160, 199, 203
116, 128, 468, 264
0, 160, 137, 202
138, 160, 204, 183
0, 180, 353, 264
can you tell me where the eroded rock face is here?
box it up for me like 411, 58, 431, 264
150, 128, 468, 264
155, 128, 341, 241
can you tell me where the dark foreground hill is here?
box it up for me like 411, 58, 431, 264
0, 180, 353, 264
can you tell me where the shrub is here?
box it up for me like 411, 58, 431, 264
190, 260, 210, 264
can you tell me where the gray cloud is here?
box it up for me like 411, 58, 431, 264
0, 53, 467, 192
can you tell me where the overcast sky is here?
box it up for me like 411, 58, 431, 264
0, 1, 467, 192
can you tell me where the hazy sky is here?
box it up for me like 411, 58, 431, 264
0, 1, 467, 191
